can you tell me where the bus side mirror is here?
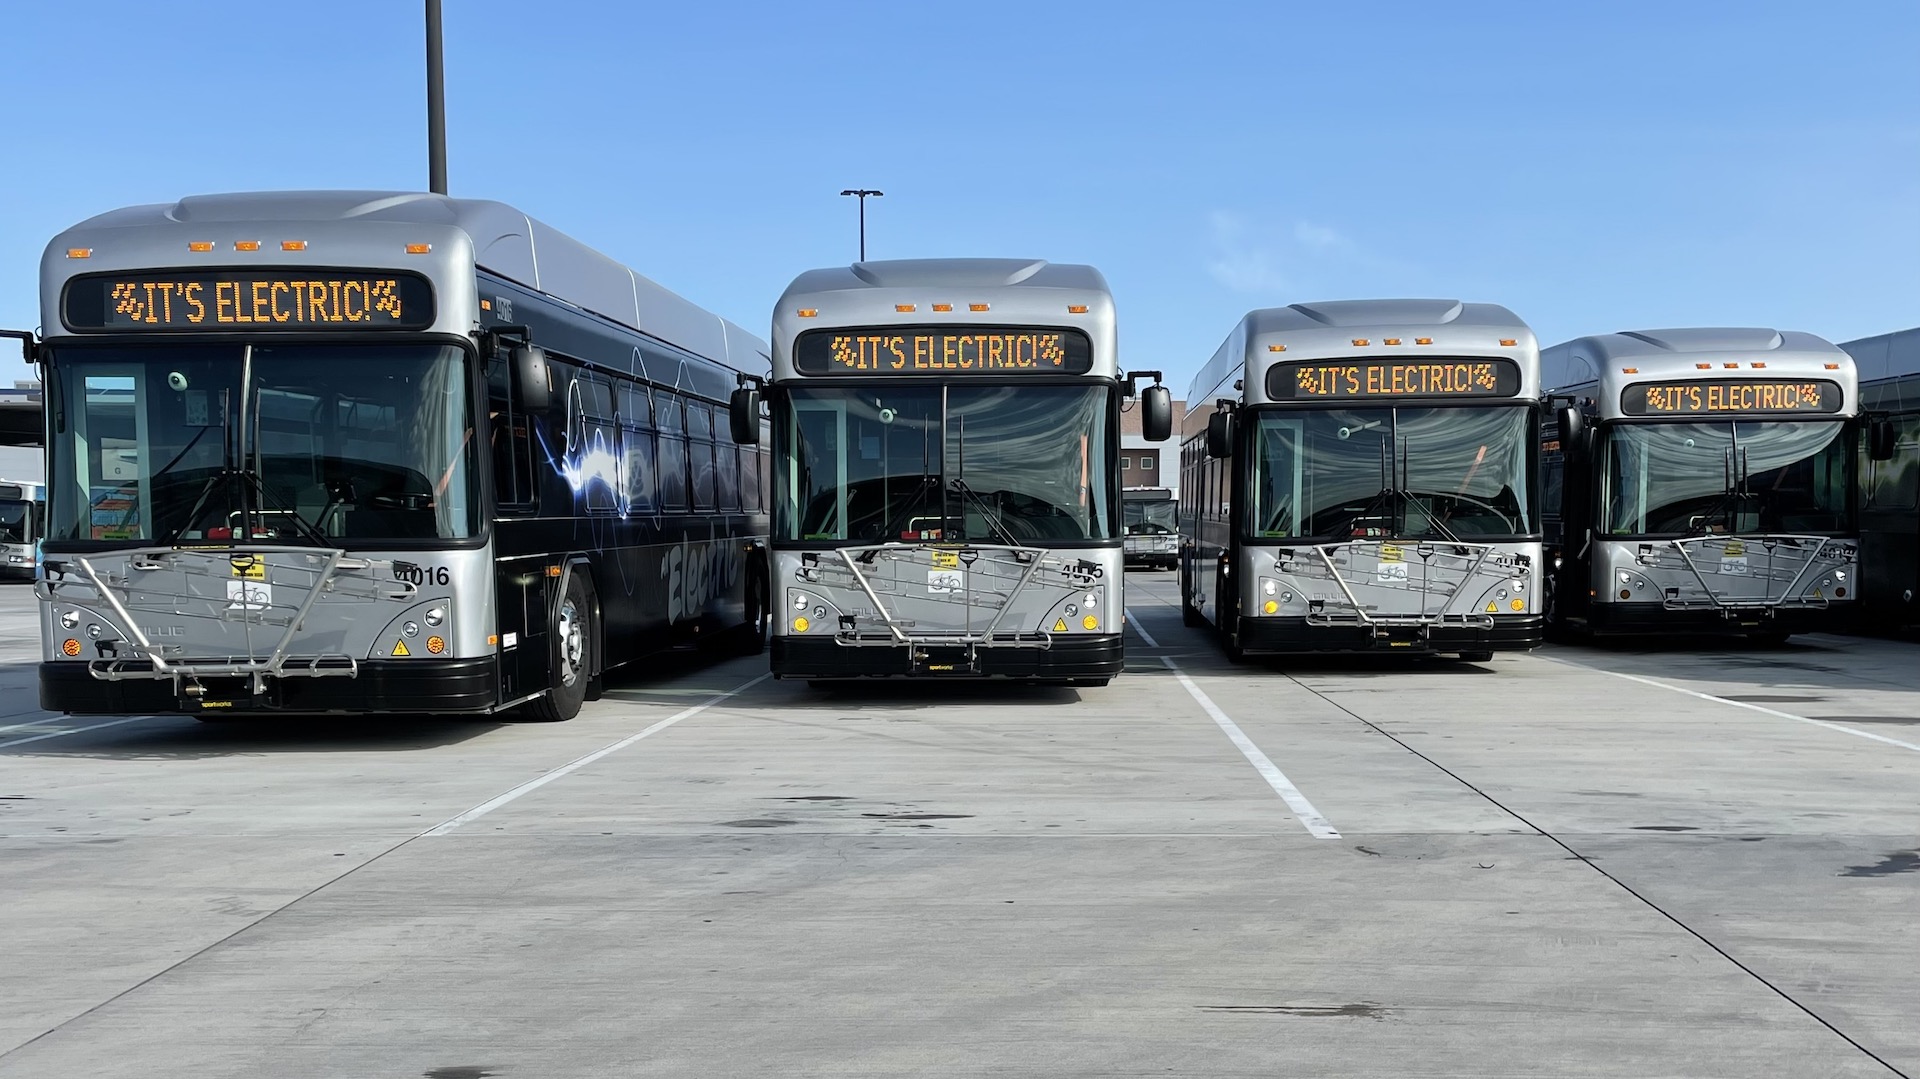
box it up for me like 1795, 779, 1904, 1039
1141, 385, 1172, 442
1206, 411, 1234, 458
1556, 406, 1584, 447
0, 329, 36, 364
1870, 417, 1898, 461
513, 345, 552, 412
729, 386, 761, 445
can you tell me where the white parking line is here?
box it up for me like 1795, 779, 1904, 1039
0, 717, 157, 750
423, 673, 770, 836
1125, 608, 1160, 648
1160, 656, 1340, 839
1547, 656, 1920, 755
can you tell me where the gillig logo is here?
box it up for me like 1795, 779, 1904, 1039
662, 537, 745, 624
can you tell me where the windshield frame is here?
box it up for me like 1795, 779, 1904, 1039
39, 333, 489, 553
771, 376, 1122, 549
1594, 415, 1857, 540
1242, 400, 1543, 545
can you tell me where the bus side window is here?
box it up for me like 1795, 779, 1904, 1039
1865, 416, 1917, 511
657, 394, 689, 512
688, 402, 716, 512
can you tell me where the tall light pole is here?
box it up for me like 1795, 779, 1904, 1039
426, 0, 447, 195
839, 189, 883, 261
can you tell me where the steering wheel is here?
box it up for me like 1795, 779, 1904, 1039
370, 491, 435, 512
1425, 491, 1518, 532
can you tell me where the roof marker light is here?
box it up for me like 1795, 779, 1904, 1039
1695, 363, 1712, 370
1267, 344, 1287, 352
1824, 362, 1840, 369
480, 299, 492, 311
1499, 338, 1518, 347
405, 243, 432, 255
234, 240, 261, 252
969, 303, 990, 312
65, 248, 92, 259
797, 308, 819, 318
188, 241, 214, 253
1751, 361, 1767, 369
932, 303, 953, 312
1068, 304, 1089, 314
1415, 337, 1432, 345
280, 240, 307, 252
895, 304, 916, 313
1351, 338, 1370, 347
1383, 338, 1402, 346
1622, 367, 1639, 374
1723, 362, 1738, 369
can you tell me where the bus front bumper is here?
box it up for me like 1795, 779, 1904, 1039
771, 634, 1125, 681
1584, 603, 1853, 637
39, 656, 500, 716
1235, 615, 1543, 655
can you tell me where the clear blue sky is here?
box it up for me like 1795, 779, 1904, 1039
2, 1, 1916, 395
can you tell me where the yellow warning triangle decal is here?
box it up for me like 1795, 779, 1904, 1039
1052, 618, 1068, 632
392, 638, 411, 657
1485, 602, 1498, 613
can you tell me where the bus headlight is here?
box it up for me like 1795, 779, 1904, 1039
60, 610, 79, 629
425, 607, 446, 627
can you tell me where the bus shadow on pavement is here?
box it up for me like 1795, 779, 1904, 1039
769, 679, 1085, 711
3, 713, 509, 760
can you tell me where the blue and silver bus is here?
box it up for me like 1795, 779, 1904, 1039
1180, 300, 1545, 660
744, 258, 1171, 685
8, 191, 770, 720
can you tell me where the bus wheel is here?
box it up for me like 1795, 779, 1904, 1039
1753, 630, 1792, 647
524, 574, 592, 722
733, 573, 769, 656
1181, 570, 1205, 627
1459, 651, 1494, 663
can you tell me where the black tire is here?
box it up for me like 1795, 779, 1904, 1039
1459, 651, 1494, 663
1181, 564, 1205, 627
1217, 580, 1248, 663
1068, 677, 1110, 688
1752, 630, 1792, 647
732, 571, 769, 656
522, 572, 592, 722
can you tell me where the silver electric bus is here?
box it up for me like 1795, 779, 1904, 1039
7, 190, 770, 720
1122, 486, 1178, 570
1542, 328, 1862, 641
0, 478, 45, 580
740, 258, 1170, 684
1840, 326, 1920, 630
1180, 300, 1544, 660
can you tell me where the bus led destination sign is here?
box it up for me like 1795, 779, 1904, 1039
1267, 358, 1521, 400
64, 271, 434, 331
1622, 379, 1844, 416
794, 327, 1093, 375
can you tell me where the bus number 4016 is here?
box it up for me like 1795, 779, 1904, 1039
393, 563, 451, 587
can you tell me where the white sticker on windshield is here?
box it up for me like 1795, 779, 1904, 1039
1376, 562, 1409, 584
1720, 556, 1749, 577
928, 569, 962, 594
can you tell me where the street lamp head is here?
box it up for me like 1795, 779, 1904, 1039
840, 189, 884, 198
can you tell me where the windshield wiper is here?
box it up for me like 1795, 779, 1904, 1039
1686, 447, 1750, 536
947, 412, 1017, 544
166, 467, 331, 547
947, 476, 1017, 545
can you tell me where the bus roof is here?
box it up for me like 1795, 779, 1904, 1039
40, 190, 768, 372
1543, 328, 1855, 409
771, 258, 1115, 376
1839, 326, 1920, 384
1186, 299, 1536, 414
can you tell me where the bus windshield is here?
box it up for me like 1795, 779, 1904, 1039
1600, 419, 1851, 536
1124, 496, 1176, 535
1250, 405, 1535, 541
781, 383, 1114, 544
46, 344, 477, 544
0, 499, 29, 543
